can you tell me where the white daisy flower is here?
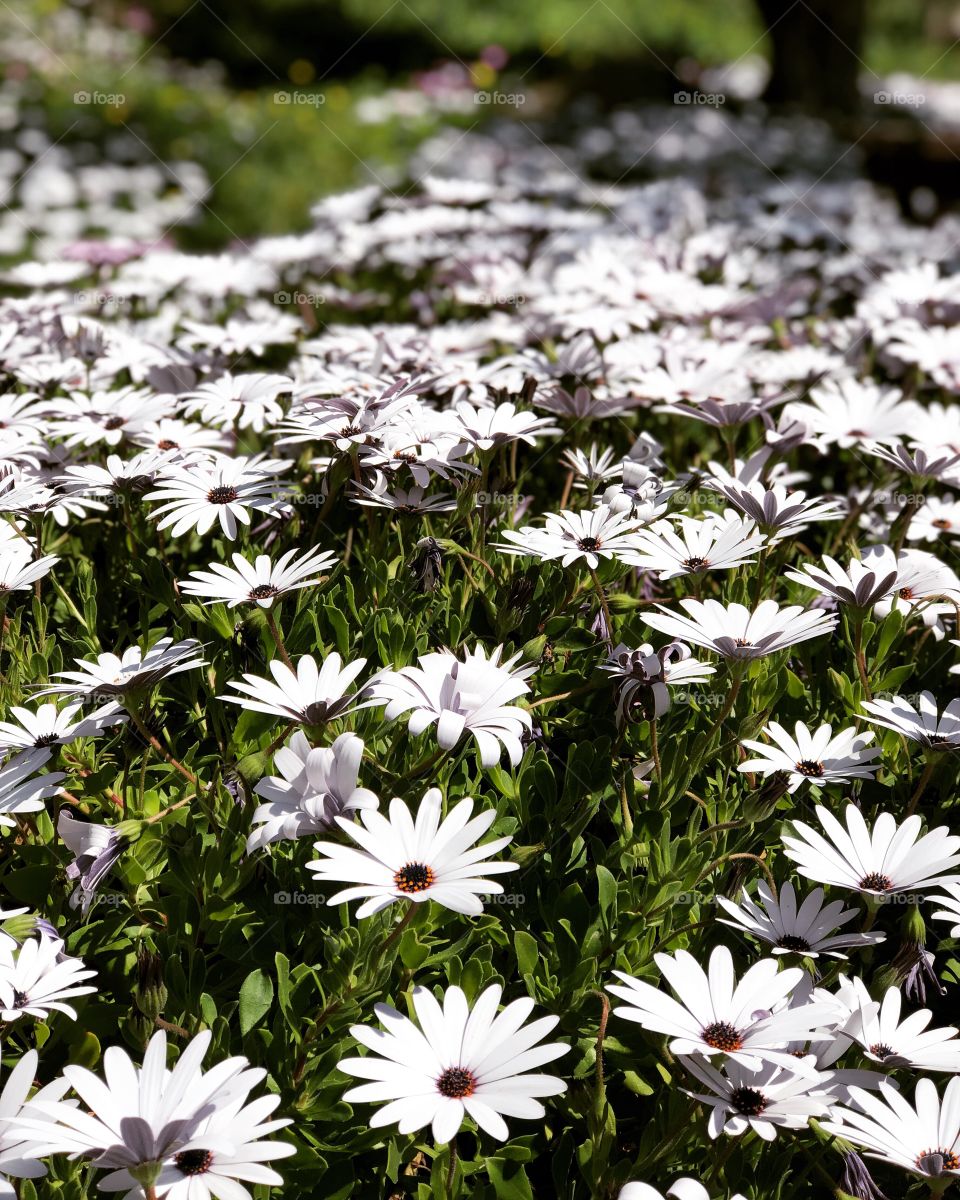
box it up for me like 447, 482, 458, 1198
0, 1050, 72, 1196
787, 379, 919, 448
682, 1055, 834, 1141
0, 748, 67, 827
619, 1182, 747, 1200
783, 804, 960, 896
339, 983, 568, 1143
822, 1078, 960, 1181
181, 372, 292, 432
561, 444, 622, 487
840, 985, 960, 1071
622, 514, 765, 579
864, 440, 960, 482
872, 548, 960, 640
0, 545, 58, 595
366, 644, 534, 767
784, 545, 899, 609
861, 690, 960, 752
248, 731, 378, 852
179, 546, 337, 608
453, 400, 559, 449
711, 482, 845, 542
717, 881, 886, 959
35, 637, 205, 703
601, 641, 715, 724
0, 700, 125, 752
494, 504, 646, 570
220, 653, 367, 725
930, 881, 960, 937
145, 457, 290, 540
307, 787, 516, 917
14, 1030, 282, 1186
738, 721, 881, 792
0, 935, 96, 1021
608, 946, 835, 1077
643, 599, 836, 661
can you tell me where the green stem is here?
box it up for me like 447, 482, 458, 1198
126, 706, 199, 788
587, 566, 614, 644
263, 607, 294, 669
853, 617, 872, 700
907, 757, 936, 817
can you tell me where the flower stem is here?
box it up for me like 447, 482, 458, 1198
907, 758, 936, 817
126, 707, 199, 788
853, 617, 872, 700
587, 566, 614, 644
649, 718, 662, 781
702, 669, 743, 745
591, 988, 610, 1101
445, 1135, 459, 1194
263, 608, 294, 669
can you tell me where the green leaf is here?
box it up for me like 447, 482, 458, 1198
513, 930, 539, 978
486, 1157, 534, 1200
238, 968, 274, 1035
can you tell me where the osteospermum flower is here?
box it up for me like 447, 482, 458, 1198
220, 653, 368, 725
494, 504, 645, 570
713, 482, 845, 543
841, 985, 960, 1071
861, 691, 960, 752
248, 731, 378, 852
13, 1030, 287, 1187
0, 700, 125, 752
0, 748, 66, 827
338, 983, 568, 1142
179, 545, 337, 608
620, 1183, 747, 1200
717, 881, 886, 959
643, 599, 836, 661
622, 515, 764, 579
783, 804, 960, 896
601, 641, 715, 724
35, 637, 205, 702
822, 1078, 960, 1181
682, 1055, 834, 1141
0, 935, 96, 1021
57, 812, 126, 913
738, 721, 881, 792
930, 882, 960, 936
367, 644, 534, 767
0, 1050, 71, 1196
0, 545, 58, 595
307, 788, 516, 916
145, 457, 289, 540
785, 546, 899, 609
608, 946, 835, 1076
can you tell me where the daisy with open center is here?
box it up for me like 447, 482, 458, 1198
307, 787, 517, 916
494, 503, 647, 570
823, 1078, 960, 1183
179, 545, 337, 608
783, 804, 960, 897
338, 983, 568, 1143
840, 984, 960, 1072
682, 1056, 835, 1141
738, 720, 881, 792
220, 652, 368, 725
717, 881, 886, 960
145, 455, 290, 540
861, 690, 960, 752
621, 514, 765, 580
608, 945, 835, 1076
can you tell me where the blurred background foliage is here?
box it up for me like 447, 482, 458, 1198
5, 0, 960, 248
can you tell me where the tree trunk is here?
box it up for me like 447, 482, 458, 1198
756, 0, 867, 117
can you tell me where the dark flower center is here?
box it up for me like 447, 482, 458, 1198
898, 587, 914, 599
916, 1148, 960, 1174
683, 556, 709, 570
103, 416, 125, 431
778, 934, 811, 952
795, 759, 824, 777
174, 1149, 214, 1176
207, 485, 239, 504
932, 519, 952, 530
249, 583, 279, 600
702, 1021, 743, 1052
437, 1066, 476, 1098
734, 637, 752, 647
11, 990, 28, 1008
859, 872, 893, 891
33, 733, 59, 747
578, 536, 601, 551
394, 862, 435, 894
157, 439, 178, 450
730, 1086, 767, 1116
869, 1043, 895, 1059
